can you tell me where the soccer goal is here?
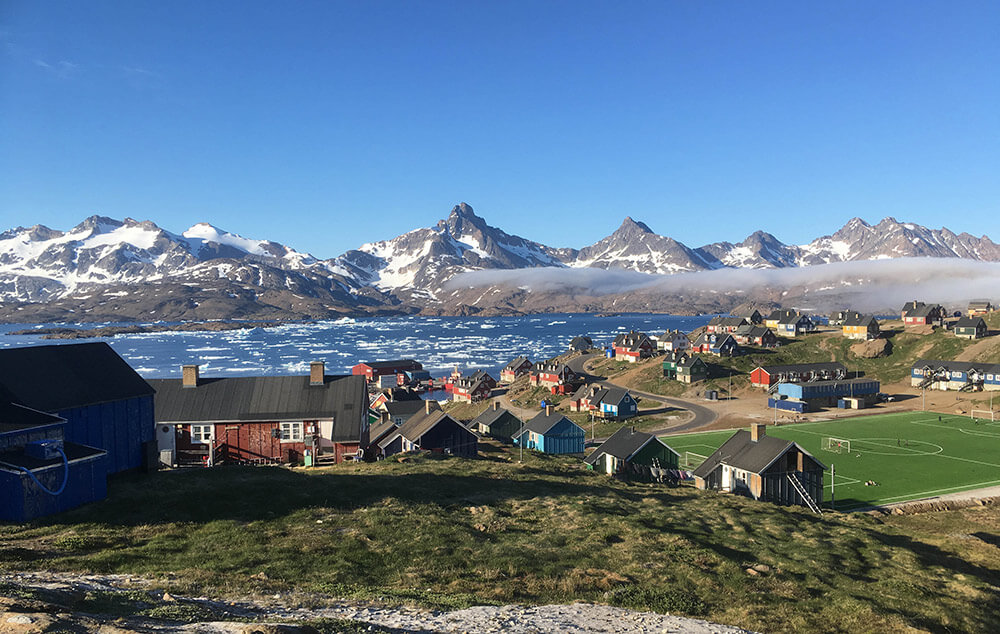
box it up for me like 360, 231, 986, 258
821, 437, 851, 454
683, 451, 709, 469
970, 410, 996, 422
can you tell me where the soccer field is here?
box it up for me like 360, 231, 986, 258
664, 411, 1000, 511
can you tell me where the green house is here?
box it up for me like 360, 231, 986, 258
584, 426, 679, 478
677, 355, 708, 383
954, 316, 987, 340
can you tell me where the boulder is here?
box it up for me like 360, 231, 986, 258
850, 338, 892, 359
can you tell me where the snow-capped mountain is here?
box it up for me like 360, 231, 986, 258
2, 205, 999, 321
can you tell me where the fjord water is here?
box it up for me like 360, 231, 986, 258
0, 313, 711, 380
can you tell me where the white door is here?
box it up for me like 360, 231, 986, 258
605, 455, 615, 475
722, 466, 732, 491
156, 424, 176, 466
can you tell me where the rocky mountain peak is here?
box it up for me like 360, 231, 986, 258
73, 215, 123, 234
439, 202, 489, 237
616, 216, 654, 235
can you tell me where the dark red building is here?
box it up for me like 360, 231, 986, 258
351, 359, 424, 382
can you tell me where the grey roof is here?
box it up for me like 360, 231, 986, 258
517, 411, 579, 437
147, 374, 367, 442
470, 406, 519, 429
777, 314, 811, 325
909, 303, 943, 318
843, 313, 878, 327
900, 301, 925, 314
692, 429, 824, 478
694, 333, 736, 347
954, 316, 986, 329
0, 342, 153, 412
735, 325, 773, 338
678, 355, 706, 369
380, 409, 471, 448
710, 316, 749, 328
503, 356, 532, 372
369, 420, 398, 444
584, 426, 678, 465
569, 336, 593, 350
912, 359, 1000, 374
384, 400, 428, 417
766, 309, 798, 320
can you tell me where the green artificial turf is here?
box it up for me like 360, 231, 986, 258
664, 411, 1000, 511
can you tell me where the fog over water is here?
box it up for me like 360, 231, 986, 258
449, 258, 1000, 312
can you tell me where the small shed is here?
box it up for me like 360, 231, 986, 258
585, 426, 679, 479
468, 402, 522, 443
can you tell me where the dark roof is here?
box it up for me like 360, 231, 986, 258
369, 420, 398, 443
954, 316, 986, 329
471, 406, 519, 428
0, 343, 153, 412
384, 400, 428, 417
147, 374, 367, 442
503, 356, 531, 372
584, 426, 677, 465
901, 301, 925, 314
358, 359, 423, 370
383, 409, 469, 446
756, 362, 846, 375
909, 303, 943, 318
912, 359, 1000, 374
678, 355, 706, 369
777, 314, 811, 325
710, 316, 748, 327
569, 336, 593, 349
694, 333, 736, 347
518, 411, 578, 436
766, 309, 798, 320
0, 400, 66, 435
735, 325, 772, 338
692, 429, 823, 478
843, 313, 878, 327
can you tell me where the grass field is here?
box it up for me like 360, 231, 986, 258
665, 410, 1000, 511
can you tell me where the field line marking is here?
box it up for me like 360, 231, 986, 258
910, 419, 1000, 439
778, 426, 1000, 467
864, 479, 1000, 504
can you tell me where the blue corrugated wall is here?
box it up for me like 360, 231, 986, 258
58, 395, 154, 475
0, 452, 107, 522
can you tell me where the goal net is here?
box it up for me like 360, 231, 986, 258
971, 410, 996, 422
683, 451, 709, 469
822, 437, 851, 454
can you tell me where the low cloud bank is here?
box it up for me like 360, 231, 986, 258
447, 258, 1000, 311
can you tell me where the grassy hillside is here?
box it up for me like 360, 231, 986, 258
2, 453, 998, 632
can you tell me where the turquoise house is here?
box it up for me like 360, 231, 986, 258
513, 409, 585, 455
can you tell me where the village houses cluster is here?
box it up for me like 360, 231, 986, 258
1, 298, 994, 521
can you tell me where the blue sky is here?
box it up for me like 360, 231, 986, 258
2, 1, 998, 259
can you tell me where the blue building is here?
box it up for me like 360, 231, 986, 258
0, 343, 155, 475
770, 378, 880, 412
514, 409, 585, 454
911, 359, 1000, 392
0, 400, 108, 522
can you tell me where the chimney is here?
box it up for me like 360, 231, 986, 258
426, 399, 432, 414
546, 405, 552, 416
493, 401, 500, 411
751, 423, 765, 442
310, 361, 325, 386
182, 365, 199, 388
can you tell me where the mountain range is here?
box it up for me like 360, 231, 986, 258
1, 203, 998, 322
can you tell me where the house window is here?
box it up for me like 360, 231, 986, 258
280, 422, 304, 442
191, 424, 213, 444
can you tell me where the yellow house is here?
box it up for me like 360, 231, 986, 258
842, 314, 879, 340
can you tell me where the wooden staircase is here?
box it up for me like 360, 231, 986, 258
787, 472, 822, 514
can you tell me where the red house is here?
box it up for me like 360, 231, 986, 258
452, 370, 498, 403
529, 362, 578, 391
149, 362, 369, 466
900, 301, 946, 328
500, 356, 533, 383
749, 362, 847, 388
352, 359, 424, 383
612, 331, 655, 362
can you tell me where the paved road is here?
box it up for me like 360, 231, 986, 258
567, 352, 719, 437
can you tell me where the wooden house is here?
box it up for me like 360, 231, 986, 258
352, 359, 424, 383
911, 360, 1000, 392
655, 330, 691, 352
500, 356, 533, 383
452, 370, 497, 403
731, 308, 764, 325
693, 424, 825, 512
529, 362, 578, 391
953, 316, 987, 340
828, 310, 861, 327
0, 343, 154, 475
584, 426, 679, 479
662, 351, 708, 382
750, 362, 847, 388
901, 301, 945, 327
513, 408, 585, 455
692, 332, 740, 357
968, 301, 994, 316
842, 314, 880, 340
612, 331, 655, 362
149, 362, 369, 466
568, 336, 594, 352
764, 309, 798, 329
706, 316, 750, 333
733, 324, 779, 348
0, 399, 108, 522
378, 402, 478, 458
468, 402, 522, 443
381, 399, 427, 426
776, 314, 815, 336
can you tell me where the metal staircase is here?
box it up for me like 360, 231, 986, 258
787, 472, 822, 514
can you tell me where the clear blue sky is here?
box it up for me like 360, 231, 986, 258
2, 1, 998, 258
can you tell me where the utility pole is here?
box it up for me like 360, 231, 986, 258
831, 464, 835, 511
